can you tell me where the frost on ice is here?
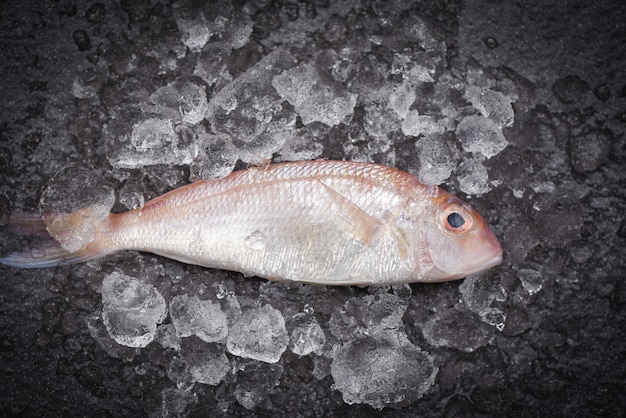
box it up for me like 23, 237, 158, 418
101, 272, 167, 348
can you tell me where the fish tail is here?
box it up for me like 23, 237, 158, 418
1, 211, 117, 269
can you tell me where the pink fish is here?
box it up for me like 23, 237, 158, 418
0, 161, 502, 285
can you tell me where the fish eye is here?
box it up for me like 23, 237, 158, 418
442, 203, 473, 233
447, 212, 465, 228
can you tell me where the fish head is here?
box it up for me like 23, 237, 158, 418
420, 190, 502, 281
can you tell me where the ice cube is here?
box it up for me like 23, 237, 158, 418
465, 87, 514, 128
387, 79, 416, 119
272, 62, 357, 127
226, 304, 288, 363
85, 312, 137, 361
288, 313, 326, 356
169, 295, 228, 343
179, 81, 209, 125
181, 338, 230, 386
459, 273, 507, 329
155, 323, 181, 351
457, 157, 493, 195
401, 110, 445, 137
104, 108, 198, 169
189, 134, 238, 181
421, 308, 494, 352
160, 387, 197, 417
233, 361, 284, 409
331, 333, 437, 409
456, 115, 508, 158
415, 133, 456, 185
101, 272, 167, 348
207, 49, 296, 163
39, 165, 115, 252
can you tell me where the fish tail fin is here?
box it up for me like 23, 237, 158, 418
1, 211, 117, 269
0, 241, 109, 268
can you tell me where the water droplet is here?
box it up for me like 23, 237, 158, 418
244, 230, 266, 251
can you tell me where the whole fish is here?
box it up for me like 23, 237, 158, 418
0, 161, 502, 285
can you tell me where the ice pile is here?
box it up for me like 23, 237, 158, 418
39, 165, 115, 252
205, 49, 297, 164
103, 106, 198, 169
272, 62, 357, 126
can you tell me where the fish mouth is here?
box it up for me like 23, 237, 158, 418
465, 251, 503, 276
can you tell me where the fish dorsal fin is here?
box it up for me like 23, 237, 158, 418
316, 179, 382, 245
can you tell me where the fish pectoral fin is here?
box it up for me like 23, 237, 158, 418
316, 179, 382, 245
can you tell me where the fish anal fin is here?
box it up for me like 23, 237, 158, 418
316, 179, 382, 245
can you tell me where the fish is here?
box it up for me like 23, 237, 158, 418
0, 160, 502, 285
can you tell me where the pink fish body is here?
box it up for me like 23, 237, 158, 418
1, 161, 502, 285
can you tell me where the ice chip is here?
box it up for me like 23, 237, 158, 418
226, 305, 288, 363
401, 110, 445, 137
161, 387, 197, 417
288, 313, 326, 356
85, 312, 137, 361
170, 295, 228, 343
156, 324, 181, 350
272, 62, 357, 127
104, 108, 198, 169
459, 273, 507, 317
388, 79, 416, 119
179, 81, 209, 125
39, 165, 115, 252
415, 134, 456, 185
361, 293, 408, 333
517, 269, 544, 295
194, 42, 233, 87
233, 361, 284, 409
456, 115, 508, 158
189, 134, 239, 181
207, 49, 296, 163
131, 118, 174, 150
459, 273, 507, 330
275, 128, 324, 162
101, 272, 167, 348
181, 338, 230, 386
363, 102, 401, 139
331, 334, 437, 409
465, 87, 514, 128
458, 157, 493, 196
421, 308, 494, 352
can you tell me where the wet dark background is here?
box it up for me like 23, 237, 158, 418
1, 0, 625, 416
